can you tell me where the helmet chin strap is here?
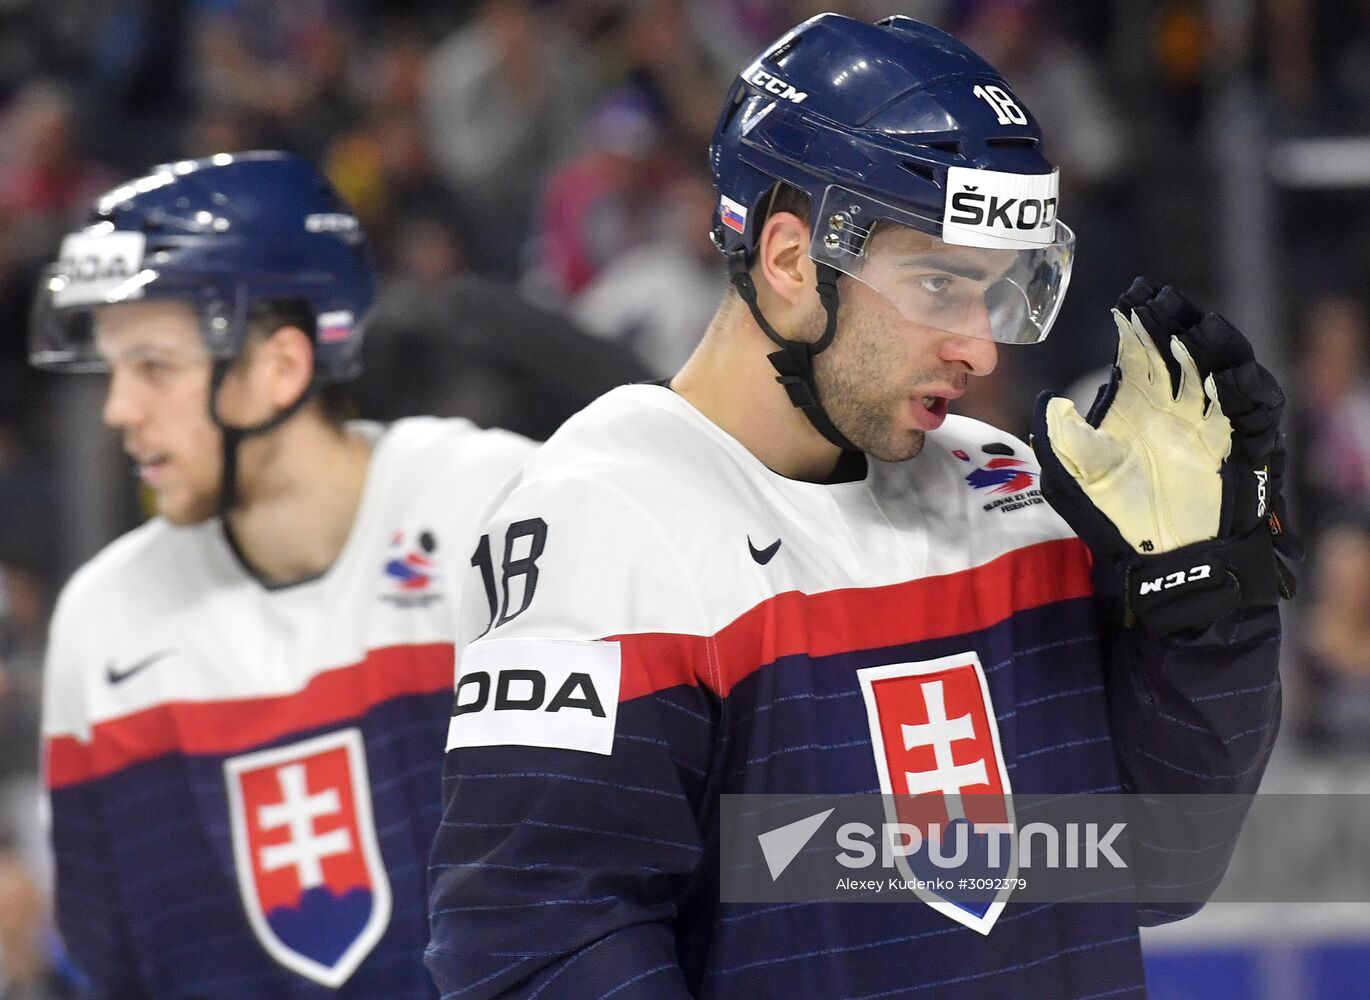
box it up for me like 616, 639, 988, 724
209, 358, 319, 518
725, 249, 860, 453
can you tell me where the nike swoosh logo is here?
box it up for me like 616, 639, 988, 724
106, 649, 175, 685
748, 536, 782, 565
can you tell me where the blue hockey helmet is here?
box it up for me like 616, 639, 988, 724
30, 150, 375, 381
710, 13, 1073, 347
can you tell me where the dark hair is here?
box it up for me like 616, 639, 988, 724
764, 183, 811, 227
723, 182, 813, 299
247, 298, 354, 425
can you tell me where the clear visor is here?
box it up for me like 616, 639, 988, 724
29, 262, 245, 372
809, 186, 1075, 345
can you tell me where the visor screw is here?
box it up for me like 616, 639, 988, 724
823, 232, 841, 251
830, 212, 848, 231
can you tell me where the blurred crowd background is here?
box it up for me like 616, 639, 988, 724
1, 0, 1370, 997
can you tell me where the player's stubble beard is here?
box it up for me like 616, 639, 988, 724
809, 284, 961, 463
156, 455, 222, 527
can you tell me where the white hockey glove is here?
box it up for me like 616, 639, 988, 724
1031, 279, 1296, 636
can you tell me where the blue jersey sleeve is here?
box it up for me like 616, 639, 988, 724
44, 583, 152, 1000
426, 688, 716, 998
426, 478, 716, 998
49, 782, 152, 1000
1103, 605, 1282, 923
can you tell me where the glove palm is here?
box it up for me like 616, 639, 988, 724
1032, 279, 1293, 636
1044, 308, 1231, 554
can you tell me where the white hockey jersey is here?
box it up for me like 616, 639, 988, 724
428, 385, 1282, 1000
43, 417, 532, 999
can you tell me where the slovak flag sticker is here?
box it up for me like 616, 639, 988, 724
316, 310, 354, 345
857, 653, 1016, 935
224, 729, 392, 987
720, 194, 748, 234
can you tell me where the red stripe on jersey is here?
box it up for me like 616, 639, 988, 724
45, 643, 454, 790
612, 537, 1092, 701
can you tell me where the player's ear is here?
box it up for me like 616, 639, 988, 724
755, 210, 815, 309
260, 325, 315, 409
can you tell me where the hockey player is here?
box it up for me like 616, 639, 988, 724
427, 15, 1295, 1000
31, 152, 533, 998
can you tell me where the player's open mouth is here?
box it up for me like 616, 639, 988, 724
136, 455, 170, 486
911, 395, 949, 431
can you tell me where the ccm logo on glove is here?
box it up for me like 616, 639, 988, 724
1138, 564, 1213, 596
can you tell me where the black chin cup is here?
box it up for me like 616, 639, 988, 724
725, 249, 857, 453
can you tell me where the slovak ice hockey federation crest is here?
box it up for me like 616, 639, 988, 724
224, 728, 392, 986
857, 652, 1016, 935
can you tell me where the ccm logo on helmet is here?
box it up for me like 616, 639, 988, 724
948, 186, 1058, 233
744, 67, 808, 103
446, 638, 621, 756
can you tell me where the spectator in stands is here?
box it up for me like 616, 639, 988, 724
609, 0, 728, 147
424, 0, 598, 273
573, 168, 722, 377
189, 0, 365, 161
0, 81, 111, 254
525, 87, 676, 300
1289, 293, 1370, 527
324, 28, 477, 275
0, 559, 48, 785
0, 655, 47, 931
1295, 509, 1370, 755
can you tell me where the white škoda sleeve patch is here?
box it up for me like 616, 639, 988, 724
446, 638, 622, 756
